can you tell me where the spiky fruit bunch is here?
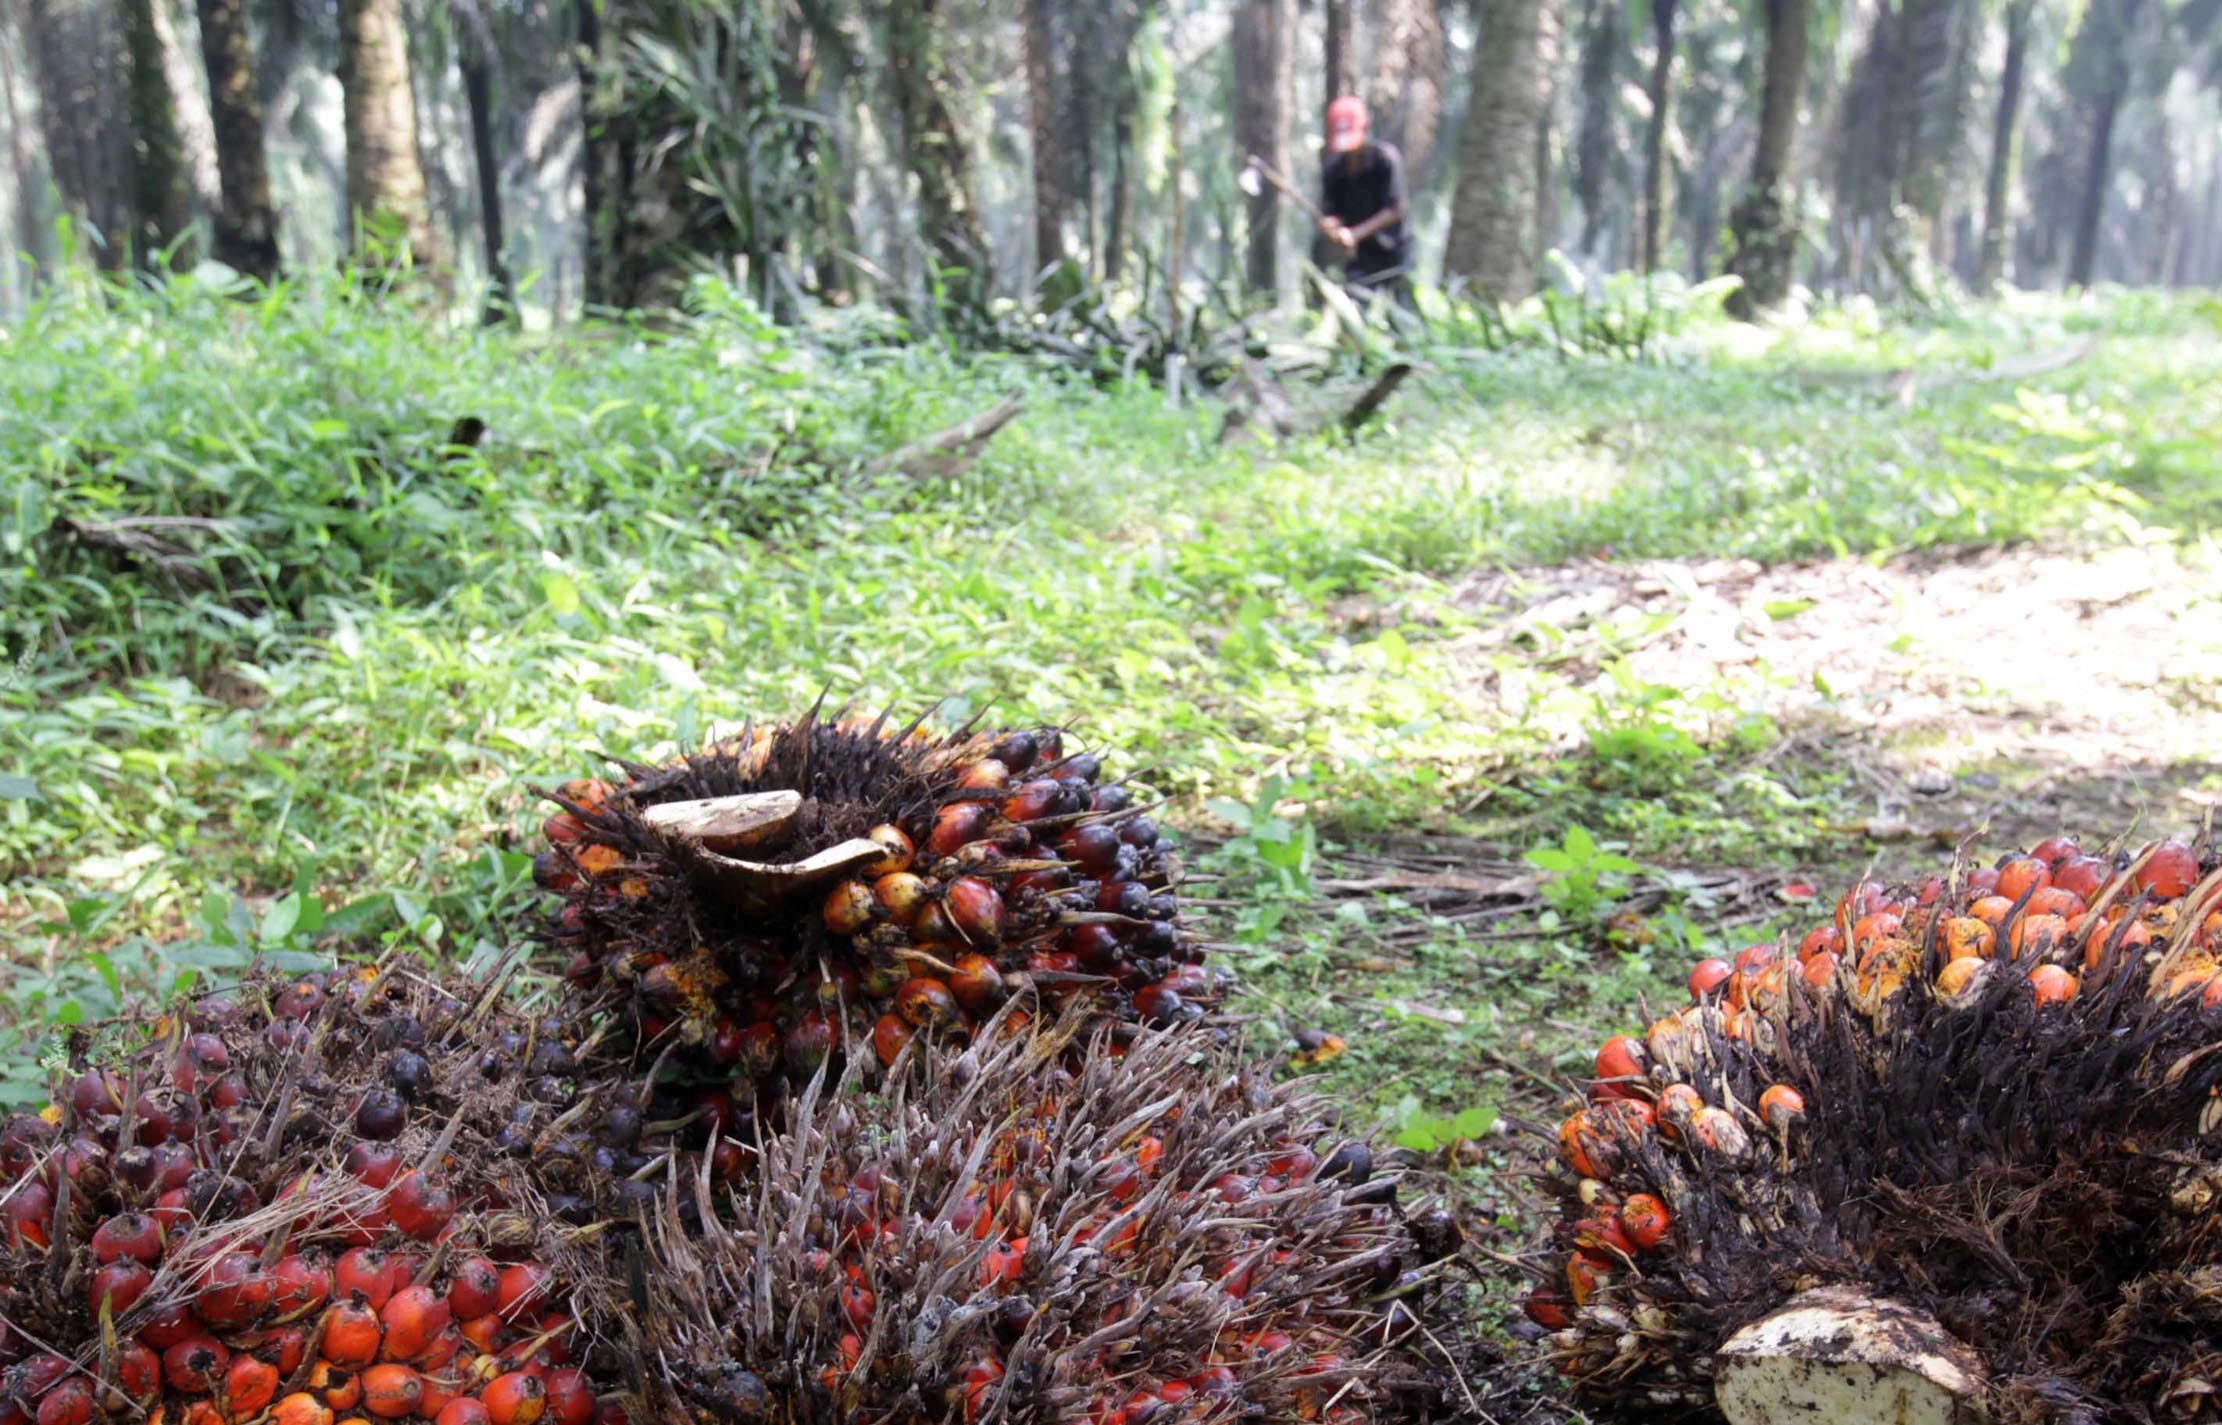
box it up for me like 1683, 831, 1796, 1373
0, 969, 622, 1425
1526, 835, 2222, 1425
535, 711, 1216, 1116
633, 1015, 1459, 1425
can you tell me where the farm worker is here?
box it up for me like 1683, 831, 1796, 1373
1317, 96, 1411, 305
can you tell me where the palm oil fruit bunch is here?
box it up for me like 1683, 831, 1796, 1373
1526, 834, 2222, 1425
634, 1013, 1459, 1425
533, 709, 1215, 1121
0, 967, 624, 1425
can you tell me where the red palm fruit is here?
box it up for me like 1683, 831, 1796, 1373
359, 1364, 423, 1419
379, 1285, 453, 1361
32, 1380, 92, 1425
1687, 959, 1732, 999
271, 1394, 335, 1425
2052, 855, 2107, 899
335, 1248, 399, 1311
87, 1259, 152, 1318
226, 1354, 282, 1417
321, 1302, 384, 1367
782, 1014, 834, 1077
2030, 835, 2080, 866
895, 978, 961, 1031
439, 1401, 494, 1425
1063, 923, 1122, 972
458, 1316, 503, 1354
1801, 951, 1841, 988
929, 803, 992, 856
1969, 895, 2015, 928
863, 825, 914, 876
957, 759, 1011, 791
2010, 914, 2069, 956
1936, 956, 1983, 997
2026, 887, 2086, 919
448, 1258, 502, 1320
310, 1361, 359, 1410
482, 1372, 548, 1425
196, 1252, 274, 1330
388, 1171, 456, 1240
1848, 914, 1901, 953
1558, 1109, 1626, 1180
1620, 1193, 1671, 1250
2029, 965, 2079, 1005
871, 872, 930, 925
417, 1369, 466, 1419
496, 1264, 552, 1323
821, 881, 880, 937
1523, 1289, 1574, 1330
1594, 1035, 1646, 1086
1575, 1212, 1636, 1263
3, 1179, 52, 1249
138, 1302, 200, 1349
273, 1252, 334, 1318
1995, 857, 2050, 901
1000, 782, 1061, 823
68, 1070, 122, 1118
543, 814, 586, 846
268, 1325, 311, 1376
163, 1336, 230, 1395
89, 1209, 163, 1265
542, 1370, 596, 1425
948, 954, 1006, 1016
1941, 917, 1994, 961
274, 979, 326, 1020
2137, 841, 2199, 899
116, 1342, 162, 1402
1758, 1085, 1806, 1130
840, 1281, 875, 1331
871, 1014, 915, 1067
945, 878, 1005, 944
961, 1356, 1005, 1422
1796, 925, 1843, 962
344, 1142, 403, 1189
981, 1238, 1026, 1287
1655, 1084, 1704, 1141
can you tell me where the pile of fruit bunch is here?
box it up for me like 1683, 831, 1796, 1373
0, 966, 625, 1425
1523, 835, 2222, 1425
629, 1011, 1463, 1424
533, 709, 1216, 1130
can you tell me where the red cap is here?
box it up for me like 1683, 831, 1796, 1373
1326, 96, 1368, 154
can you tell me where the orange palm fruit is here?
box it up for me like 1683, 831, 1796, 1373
1936, 956, 1982, 997
2028, 965, 2078, 1006
482, 1371, 548, 1425
358, 1365, 422, 1420
1619, 1193, 1671, 1251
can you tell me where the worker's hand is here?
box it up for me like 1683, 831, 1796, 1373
1318, 218, 1357, 253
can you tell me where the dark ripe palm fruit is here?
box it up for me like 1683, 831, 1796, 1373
0, 968, 627, 1425
1527, 832, 2222, 1425
632, 1017, 1457, 1425
530, 706, 1210, 1122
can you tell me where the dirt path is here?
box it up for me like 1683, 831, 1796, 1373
1433, 542, 2222, 851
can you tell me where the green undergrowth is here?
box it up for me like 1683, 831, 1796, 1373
4, 274, 2219, 1102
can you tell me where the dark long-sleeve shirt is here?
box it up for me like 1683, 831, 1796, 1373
1320, 140, 1410, 279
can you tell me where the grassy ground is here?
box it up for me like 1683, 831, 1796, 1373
5, 275, 2220, 1411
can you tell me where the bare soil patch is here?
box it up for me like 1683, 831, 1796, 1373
1429, 542, 2222, 850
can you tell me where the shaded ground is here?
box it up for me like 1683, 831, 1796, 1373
1437, 542, 2222, 845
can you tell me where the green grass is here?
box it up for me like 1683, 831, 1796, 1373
4, 275, 2219, 1133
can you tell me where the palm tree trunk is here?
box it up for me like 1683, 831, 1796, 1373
24, 0, 127, 268
1639, 0, 1677, 272
577, 0, 606, 310
119, 0, 194, 267
196, 0, 280, 280
2066, 82, 2123, 288
1571, 0, 1616, 259
886, 0, 988, 292
1724, 0, 1807, 316
337, 0, 443, 268
1366, 0, 1444, 175
1021, 0, 1066, 273
1444, 0, 1560, 300
1324, 0, 1353, 101
1232, 0, 1288, 295
1973, 0, 2030, 289
461, 39, 511, 321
